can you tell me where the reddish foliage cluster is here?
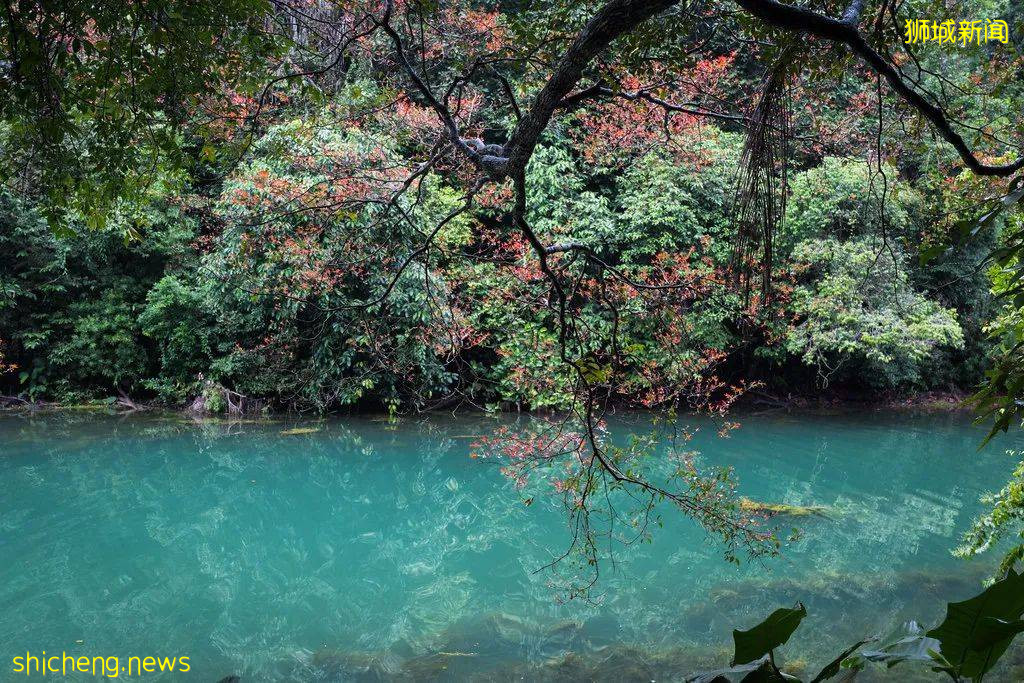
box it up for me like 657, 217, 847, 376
575, 56, 735, 167
471, 423, 596, 492
794, 79, 875, 160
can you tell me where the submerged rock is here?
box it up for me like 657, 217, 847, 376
312, 650, 402, 682
280, 427, 321, 435
739, 498, 831, 518
400, 651, 488, 681
590, 645, 658, 680
434, 612, 531, 658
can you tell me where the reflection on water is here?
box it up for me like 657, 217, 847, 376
0, 411, 1021, 681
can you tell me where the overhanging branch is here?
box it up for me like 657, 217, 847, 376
501, 0, 681, 175
736, 0, 1023, 177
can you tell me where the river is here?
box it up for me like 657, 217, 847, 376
1, 410, 1021, 681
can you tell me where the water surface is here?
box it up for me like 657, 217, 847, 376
1, 410, 1021, 680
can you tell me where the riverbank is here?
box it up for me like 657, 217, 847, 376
742, 389, 974, 413
0, 388, 976, 418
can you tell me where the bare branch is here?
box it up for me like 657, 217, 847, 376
556, 83, 746, 124
374, 0, 502, 174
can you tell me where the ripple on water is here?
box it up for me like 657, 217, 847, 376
1, 411, 1023, 681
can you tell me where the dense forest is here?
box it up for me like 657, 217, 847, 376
1, 1, 1020, 417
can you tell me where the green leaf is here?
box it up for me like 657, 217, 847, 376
971, 617, 1024, 651
918, 242, 946, 266
809, 637, 876, 682
926, 568, 1024, 679
687, 655, 797, 683
732, 603, 807, 665
737, 660, 795, 682
844, 621, 938, 670
577, 357, 610, 384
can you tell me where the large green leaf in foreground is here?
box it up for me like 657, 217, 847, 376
926, 568, 1024, 679
732, 603, 807, 666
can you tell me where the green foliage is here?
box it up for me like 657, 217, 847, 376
973, 210, 1024, 436
0, 0, 1013, 408
525, 144, 614, 244
47, 286, 149, 390
810, 638, 877, 682
731, 603, 807, 666
956, 450, 1024, 576
689, 656, 797, 682
783, 158, 916, 255
490, 322, 577, 409
786, 238, 964, 388
692, 576, 1024, 681
525, 139, 742, 266
0, 178, 196, 400
925, 568, 1024, 680
0, 0, 282, 228
0, 139, 999, 407
139, 276, 217, 401
185, 119, 465, 410
519, 146, 981, 399
963, 209, 1024, 572
610, 140, 742, 264
0, 190, 66, 312
845, 621, 937, 669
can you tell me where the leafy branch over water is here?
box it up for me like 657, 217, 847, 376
471, 416, 784, 600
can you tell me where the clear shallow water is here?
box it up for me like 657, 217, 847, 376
1, 410, 1022, 681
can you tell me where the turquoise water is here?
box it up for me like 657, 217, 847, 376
1, 410, 1022, 681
